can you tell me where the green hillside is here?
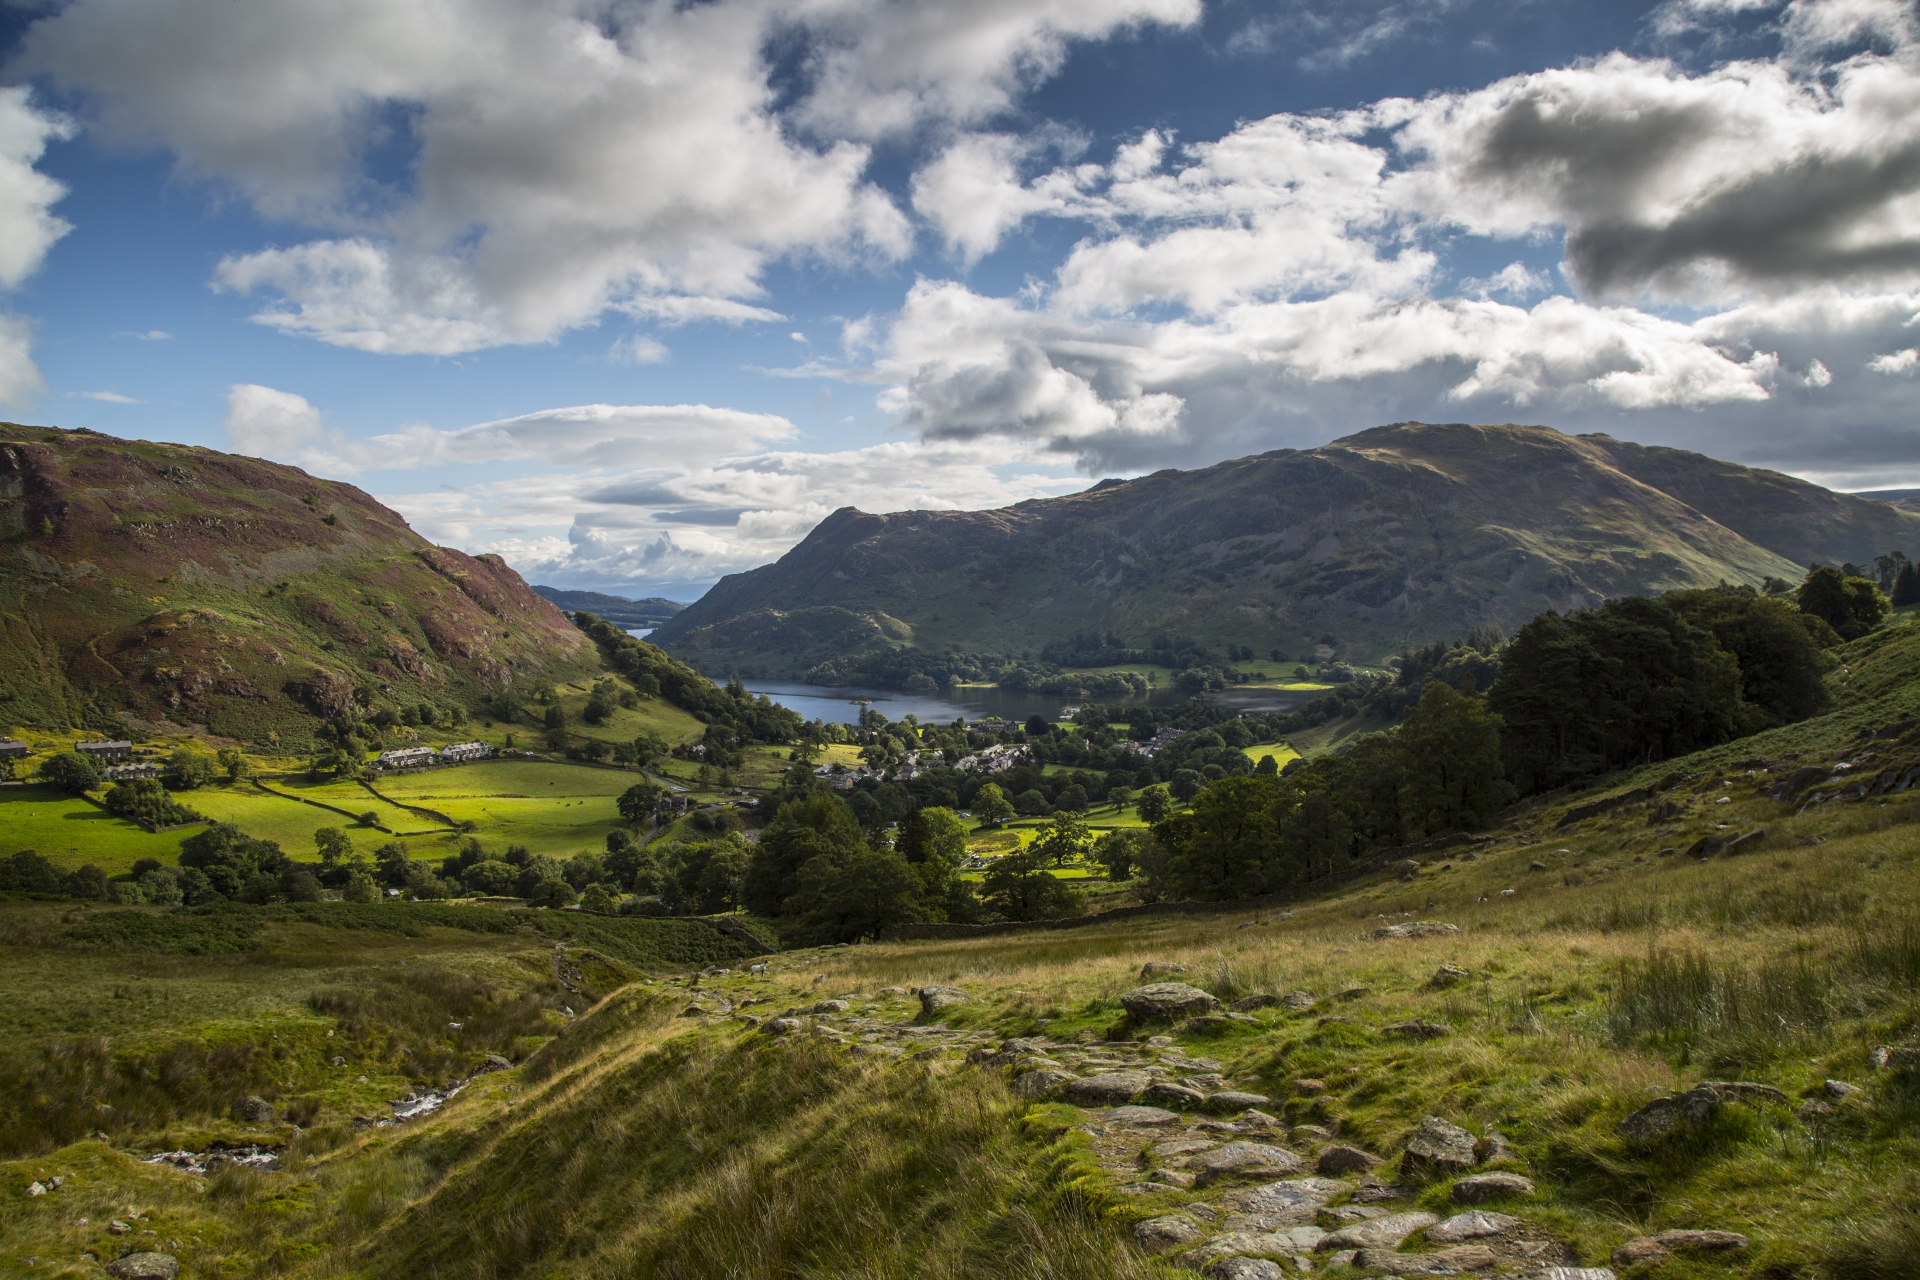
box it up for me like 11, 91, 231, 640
652, 422, 1920, 675
0, 422, 599, 748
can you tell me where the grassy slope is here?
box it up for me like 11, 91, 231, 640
4, 623, 1920, 1277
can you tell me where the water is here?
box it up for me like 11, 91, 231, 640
739, 680, 1320, 727
625, 628, 654, 640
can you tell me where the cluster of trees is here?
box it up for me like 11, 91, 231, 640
570, 612, 804, 744
101, 778, 204, 829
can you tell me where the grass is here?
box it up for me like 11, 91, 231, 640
0, 785, 186, 870
1244, 740, 1301, 770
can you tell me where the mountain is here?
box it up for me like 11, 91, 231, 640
530, 586, 685, 629
0, 422, 598, 744
651, 422, 1920, 674
1856, 488, 1920, 515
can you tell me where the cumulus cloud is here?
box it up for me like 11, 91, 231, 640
223, 383, 328, 459
19, 0, 1193, 355
0, 86, 72, 411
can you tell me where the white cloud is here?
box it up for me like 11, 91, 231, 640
223, 383, 327, 459
910, 132, 1096, 262
74, 390, 140, 403
20, 0, 1193, 356
0, 86, 73, 412
611, 334, 669, 365
1869, 346, 1919, 372
0, 313, 45, 413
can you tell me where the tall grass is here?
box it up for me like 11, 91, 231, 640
1605, 948, 1836, 1045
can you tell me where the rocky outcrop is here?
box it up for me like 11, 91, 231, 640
1121, 983, 1223, 1021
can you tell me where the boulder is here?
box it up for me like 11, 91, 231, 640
231, 1095, 275, 1125
1872, 1043, 1920, 1073
1208, 1091, 1272, 1112
1400, 1116, 1478, 1178
917, 985, 968, 1015
762, 1017, 801, 1036
1121, 983, 1223, 1021
1109, 1105, 1183, 1127
1824, 1079, 1861, 1099
1472, 1131, 1521, 1165
1290, 1123, 1334, 1143
1133, 1215, 1206, 1254
1429, 964, 1472, 988
1187, 1231, 1317, 1269
1143, 1081, 1207, 1109
1140, 961, 1192, 978
1543, 1271, 1616, 1280
1428, 1211, 1521, 1243
1386, 1018, 1452, 1040
1189, 1141, 1306, 1186
1317, 1211, 1442, 1251
1374, 921, 1461, 939
1702, 1081, 1788, 1106
1451, 1172, 1535, 1204
806, 999, 850, 1015
1219, 1177, 1346, 1226
1317, 1144, 1380, 1175
1231, 994, 1283, 1011
1293, 1078, 1328, 1096
1065, 1070, 1152, 1105
1280, 991, 1318, 1011
105, 1256, 180, 1280
1011, 1069, 1077, 1099
1204, 1259, 1285, 1280
1616, 1085, 1721, 1144
1612, 1230, 1749, 1267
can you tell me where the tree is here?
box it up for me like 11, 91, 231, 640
583, 681, 618, 725
373, 840, 412, 886
579, 882, 617, 914
461, 859, 519, 896
39, 751, 101, 795
314, 827, 354, 868
1797, 564, 1887, 640
972, 783, 1015, 828
64, 864, 108, 900
1030, 813, 1091, 867
160, 748, 217, 791
1134, 783, 1172, 824
215, 748, 250, 780
1279, 789, 1351, 882
1156, 775, 1288, 900
1092, 828, 1151, 880
279, 865, 324, 902
179, 823, 289, 900
343, 870, 380, 902
544, 704, 567, 732
1665, 588, 1827, 727
1396, 682, 1513, 837
1024, 714, 1052, 738
1169, 769, 1205, 801
1895, 562, 1920, 608
896, 806, 967, 866
103, 778, 202, 828
743, 792, 867, 917
787, 846, 926, 942
617, 781, 666, 826
979, 849, 1083, 921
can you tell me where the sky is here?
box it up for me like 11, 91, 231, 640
0, 0, 1917, 600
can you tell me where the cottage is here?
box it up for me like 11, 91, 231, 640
75, 740, 133, 760
1126, 727, 1189, 758
439, 741, 493, 763
375, 746, 438, 770
105, 762, 161, 781
0, 739, 28, 760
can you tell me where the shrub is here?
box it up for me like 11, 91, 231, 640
38, 751, 101, 795
161, 748, 217, 791
103, 778, 203, 828
528, 877, 577, 909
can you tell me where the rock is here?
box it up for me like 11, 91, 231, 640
1615, 1085, 1721, 1144
1354, 1245, 1498, 1274
762, 1017, 801, 1035
1386, 1018, 1452, 1040
1703, 1080, 1789, 1106
26, 1181, 45, 1196
1185, 1015, 1233, 1033
1140, 961, 1192, 978
1013, 1074, 1075, 1105
1209, 1091, 1272, 1111
231, 1095, 275, 1125
108, 1220, 132, 1234
1317, 1211, 1442, 1251
1189, 1141, 1306, 1186
1797, 1099, 1833, 1119
1428, 1211, 1521, 1243
1290, 1124, 1335, 1144
1232, 994, 1283, 1011
105, 1256, 180, 1280
1824, 1079, 1861, 1099
1543, 1271, 1615, 1280
1204, 1258, 1285, 1280
1334, 986, 1371, 1001
1109, 1105, 1183, 1127
1133, 1215, 1206, 1254
1318, 1144, 1380, 1175
1219, 1177, 1347, 1225
1144, 1081, 1208, 1109
1400, 1116, 1479, 1178
1374, 921, 1461, 939
1397, 859, 1420, 882
877, 986, 906, 997
1472, 1132, 1520, 1165
1326, 1205, 1387, 1223
1118, 1181, 1184, 1195
918, 985, 968, 1015
806, 999, 850, 1015
1065, 1070, 1153, 1105
1281, 991, 1318, 1011
1430, 964, 1472, 988
1294, 1078, 1328, 1096
1873, 1043, 1920, 1073
1352, 1186, 1412, 1204
1122, 982, 1223, 1021
851, 1043, 900, 1058
1326, 1250, 1360, 1269
1451, 1172, 1535, 1204
1611, 1230, 1750, 1267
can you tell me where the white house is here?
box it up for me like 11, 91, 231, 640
439, 741, 493, 763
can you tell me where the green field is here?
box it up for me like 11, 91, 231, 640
0, 785, 186, 870
1244, 739, 1301, 769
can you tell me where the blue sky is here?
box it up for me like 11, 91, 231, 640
1, 0, 1917, 598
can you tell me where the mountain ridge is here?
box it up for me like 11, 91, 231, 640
651, 421, 1920, 674
0, 422, 598, 744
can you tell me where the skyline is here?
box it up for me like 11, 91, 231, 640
1, 0, 1917, 598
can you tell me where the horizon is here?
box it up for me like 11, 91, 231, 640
1, 0, 1917, 597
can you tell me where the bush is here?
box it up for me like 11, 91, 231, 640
63, 864, 108, 900
342, 870, 380, 903
103, 778, 203, 828
161, 748, 217, 791
528, 877, 577, 909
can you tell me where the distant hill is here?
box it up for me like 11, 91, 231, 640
530, 586, 685, 629
1856, 488, 1920, 515
0, 422, 598, 745
650, 422, 1920, 675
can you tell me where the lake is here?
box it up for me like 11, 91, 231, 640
739, 680, 1321, 727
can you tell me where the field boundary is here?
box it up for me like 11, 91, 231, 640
249, 779, 451, 838
355, 779, 460, 829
